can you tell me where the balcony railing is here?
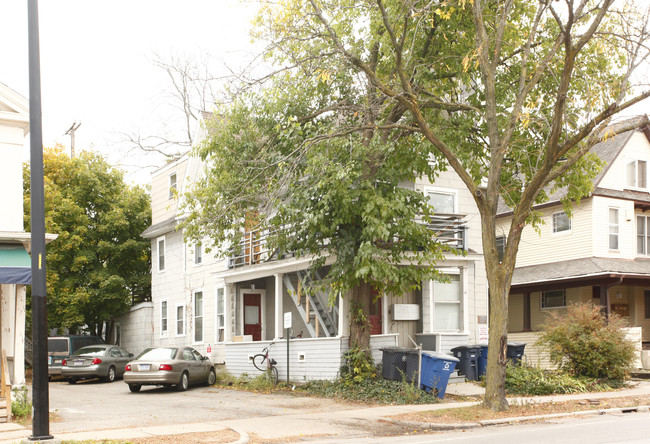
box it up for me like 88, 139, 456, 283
228, 214, 467, 269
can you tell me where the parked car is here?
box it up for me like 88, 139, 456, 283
61, 344, 133, 383
48, 335, 105, 378
123, 346, 216, 392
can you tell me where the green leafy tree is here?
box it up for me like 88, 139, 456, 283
183, 0, 650, 409
24, 146, 151, 337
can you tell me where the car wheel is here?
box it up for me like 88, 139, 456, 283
66, 379, 77, 385
177, 371, 189, 391
105, 366, 116, 383
207, 368, 216, 386
128, 384, 141, 393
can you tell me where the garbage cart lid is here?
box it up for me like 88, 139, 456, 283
422, 351, 460, 362
507, 342, 526, 347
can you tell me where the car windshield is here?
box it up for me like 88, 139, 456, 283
72, 347, 106, 357
48, 338, 68, 353
137, 348, 177, 360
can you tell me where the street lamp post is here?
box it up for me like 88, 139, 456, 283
27, 0, 52, 440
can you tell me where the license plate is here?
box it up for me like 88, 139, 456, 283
138, 364, 151, 371
74, 360, 83, 366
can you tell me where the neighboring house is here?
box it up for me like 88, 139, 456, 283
497, 118, 650, 368
138, 113, 489, 381
0, 82, 32, 387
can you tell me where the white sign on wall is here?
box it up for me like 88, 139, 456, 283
478, 325, 489, 342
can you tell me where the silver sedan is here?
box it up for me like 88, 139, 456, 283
123, 346, 216, 392
61, 344, 133, 383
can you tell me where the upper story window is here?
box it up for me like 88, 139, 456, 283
637, 216, 650, 256
496, 235, 506, 262
194, 243, 202, 264
157, 237, 166, 272
427, 189, 456, 214
609, 208, 619, 250
552, 211, 571, 233
541, 289, 566, 309
169, 172, 177, 199
626, 159, 647, 189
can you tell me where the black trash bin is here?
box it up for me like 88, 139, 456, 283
477, 344, 489, 378
506, 342, 526, 365
450, 345, 480, 381
380, 348, 419, 382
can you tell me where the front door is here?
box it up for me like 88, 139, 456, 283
369, 289, 382, 335
243, 293, 262, 341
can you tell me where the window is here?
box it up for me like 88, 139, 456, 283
426, 190, 456, 214
496, 236, 506, 262
552, 212, 571, 233
194, 243, 202, 264
160, 301, 168, 337
157, 237, 165, 272
637, 216, 650, 255
169, 172, 177, 199
433, 274, 461, 330
626, 159, 647, 189
216, 287, 225, 342
176, 304, 185, 336
645, 290, 650, 319
194, 291, 203, 343
541, 289, 566, 309
609, 208, 619, 250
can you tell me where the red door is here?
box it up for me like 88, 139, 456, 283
369, 289, 382, 335
243, 293, 262, 341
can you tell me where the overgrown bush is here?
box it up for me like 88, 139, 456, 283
11, 386, 31, 418
537, 303, 636, 381
340, 347, 377, 385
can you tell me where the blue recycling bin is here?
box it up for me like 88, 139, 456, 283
420, 351, 459, 399
477, 344, 489, 378
450, 345, 480, 381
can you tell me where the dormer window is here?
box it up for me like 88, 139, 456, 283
626, 159, 647, 189
169, 173, 177, 199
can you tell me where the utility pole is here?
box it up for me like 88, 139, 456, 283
65, 121, 81, 158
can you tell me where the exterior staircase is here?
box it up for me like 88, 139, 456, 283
283, 271, 339, 338
0, 350, 12, 423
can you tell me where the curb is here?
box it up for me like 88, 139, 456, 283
387, 404, 650, 431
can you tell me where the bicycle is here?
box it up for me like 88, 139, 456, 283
252, 342, 278, 385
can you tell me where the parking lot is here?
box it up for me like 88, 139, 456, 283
48, 376, 356, 435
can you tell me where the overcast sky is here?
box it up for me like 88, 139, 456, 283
0, 0, 259, 184
2, 1, 650, 186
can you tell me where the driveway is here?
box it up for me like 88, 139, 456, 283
48, 377, 357, 434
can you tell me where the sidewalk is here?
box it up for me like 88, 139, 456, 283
2, 380, 649, 444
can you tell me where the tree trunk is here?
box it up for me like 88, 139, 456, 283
349, 281, 372, 350
483, 268, 510, 411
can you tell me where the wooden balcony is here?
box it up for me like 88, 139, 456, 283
228, 214, 467, 269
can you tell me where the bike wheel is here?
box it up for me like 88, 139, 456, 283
269, 365, 278, 385
252, 354, 267, 372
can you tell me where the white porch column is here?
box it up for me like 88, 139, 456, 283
0, 284, 13, 356
13, 285, 26, 385
274, 274, 284, 339
225, 283, 235, 342
338, 291, 350, 337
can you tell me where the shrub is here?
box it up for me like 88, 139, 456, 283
11, 386, 31, 418
340, 347, 377, 385
505, 362, 589, 395
537, 303, 636, 381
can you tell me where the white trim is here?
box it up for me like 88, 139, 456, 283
239, 289, 267, 340
156, 236, 166, 273
193, 289, 204, 344
175, 303, 186, 337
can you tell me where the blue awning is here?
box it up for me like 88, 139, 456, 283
0, 244, 31, 285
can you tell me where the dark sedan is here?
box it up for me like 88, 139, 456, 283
123, 346, 216, 392
61, 344, 133, 383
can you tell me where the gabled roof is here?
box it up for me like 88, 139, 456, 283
0, 82, 29, 134
497, 117, 650, 216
